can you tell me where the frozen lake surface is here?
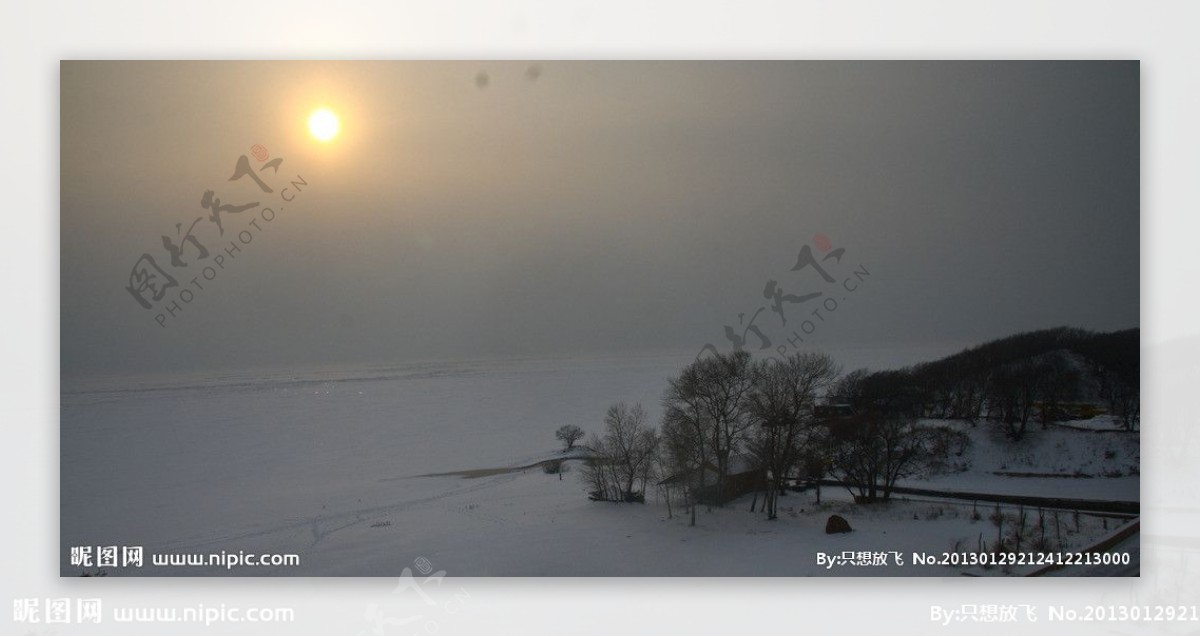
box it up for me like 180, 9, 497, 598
60, 348, 1137, 576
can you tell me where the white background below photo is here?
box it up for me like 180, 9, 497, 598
4, 0, 1200, 635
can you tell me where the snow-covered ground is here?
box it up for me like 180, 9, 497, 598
60, 354, 1138, 576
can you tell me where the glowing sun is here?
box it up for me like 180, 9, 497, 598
308, 108, 340, 142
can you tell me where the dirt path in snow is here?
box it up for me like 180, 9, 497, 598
412, 449, 595, 480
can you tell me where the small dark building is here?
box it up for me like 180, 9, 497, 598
658, 454, 765, 505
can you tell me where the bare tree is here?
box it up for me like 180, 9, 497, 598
1035, 354, 1080, 429
555, 424, 585, 451
659, 350, 757, 523
746, 352, 840, 519
1109, 376, 1139, 431
989, 360, 1042, 440
582, 403, 659, 503
660, 397, 709, 526
682, 351, 755, 502
827, 411, 935, 502
830, 368, 869, 405
581, 431, 620, 501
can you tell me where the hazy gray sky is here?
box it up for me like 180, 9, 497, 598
61, 61, 1139, 378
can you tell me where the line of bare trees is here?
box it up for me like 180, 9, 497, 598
658, 350, 939, 521
834, 327, 1140, 438
584, 351, 843, 521
578, 326, 1136, 524
584, 350, 970, 521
